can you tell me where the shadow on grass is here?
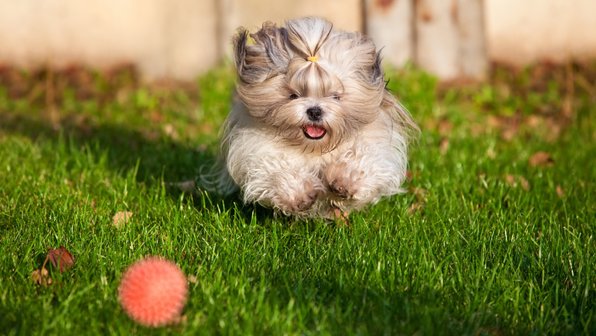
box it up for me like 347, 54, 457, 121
255, 274, 509, 335
0, 111, 289, 224
1, 112, 207, 179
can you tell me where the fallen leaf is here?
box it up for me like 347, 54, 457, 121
113, 211, 133, 228
187, 275, 198, 284
487, 115, 503, 129
31, 267, 52, 286
405, 170, 420, 182
410, 187, 428, 200
48, 246, 75, 273
529, 151, 554, 167
501, 126, 518, 141
556, 185, 565, 198
163, 124, 179, 140
150, 110, 164, 123
504, 174, 530, 191
544, 119, 563, 142
519, 176, 530, 191
505, 174, 516, 186
439, 137, 450, 154
437, 119, 453, 136
525, 115, 543, 128
487, 115, 520, 141
407, 201, 424, 215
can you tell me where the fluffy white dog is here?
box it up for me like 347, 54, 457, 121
213, 17, 417, 218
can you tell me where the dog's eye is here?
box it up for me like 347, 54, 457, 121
289, 93, 299, 100
332, 94, 341, 101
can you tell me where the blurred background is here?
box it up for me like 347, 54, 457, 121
0, 0, 595, 81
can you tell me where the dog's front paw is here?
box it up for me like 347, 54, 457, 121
273, 180, 323, 214
324, 162, 363, 199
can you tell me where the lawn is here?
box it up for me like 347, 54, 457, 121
0, 63, 594, 335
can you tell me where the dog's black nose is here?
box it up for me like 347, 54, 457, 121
306, 106, 323, 121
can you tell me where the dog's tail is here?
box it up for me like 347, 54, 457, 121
197, 109, 239, 197
197, 159, 238, 197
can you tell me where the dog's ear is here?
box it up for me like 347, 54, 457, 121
372, 50, 383, 83
234, 23, 290, 84
233, 29, 267, 84
254, 23, 291, 70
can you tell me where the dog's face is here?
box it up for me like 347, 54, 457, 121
233, 17, 387, 153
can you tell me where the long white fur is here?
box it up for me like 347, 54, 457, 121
214, 17, 417, 218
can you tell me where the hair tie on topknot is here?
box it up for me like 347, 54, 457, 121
307, 56, 318, 63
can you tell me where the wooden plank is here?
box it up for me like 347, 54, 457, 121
415, 0, 460, 80
364, 0, 414, 67
457, 0, 488, 80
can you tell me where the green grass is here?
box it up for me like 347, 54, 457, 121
0, 63, 594, 335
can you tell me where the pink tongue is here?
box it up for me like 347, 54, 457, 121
305, 125, 326, 138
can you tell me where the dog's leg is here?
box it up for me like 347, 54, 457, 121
229, 152, 324, 215
268, 173, 324, 214
324, 161, 364, 200
324, 132, 408, 210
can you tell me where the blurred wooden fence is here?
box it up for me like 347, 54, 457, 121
0, 0, 594, 81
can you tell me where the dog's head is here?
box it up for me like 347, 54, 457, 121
233, 17, 390, 153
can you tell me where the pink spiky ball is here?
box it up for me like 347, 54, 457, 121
118, 256, 188, 327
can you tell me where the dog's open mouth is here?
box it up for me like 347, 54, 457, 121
303, 124, 327, 140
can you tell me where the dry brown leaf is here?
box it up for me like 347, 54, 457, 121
48, 246, 75, 273
504, 174, 530, 191
544, 119, 563, 142
526, 115, 543, 128
439, 137, 450, 154
519, 176, 530, 191
437, 119, 453, 136
505, 174, 516, 186
407, 186, 427, 215
529, 151, 554, 167
411, 187, 428, 201
113, 211, 133, 228
163, 124, 179, 140
405, 170, 415, 182
487, 115, 503, 129
556, 185, 565, 198
150, 110, 164, 123
487, 115, 521, 141
31, 267, 52, 286
407, 202, 425, 215
501, 126, 518, 141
